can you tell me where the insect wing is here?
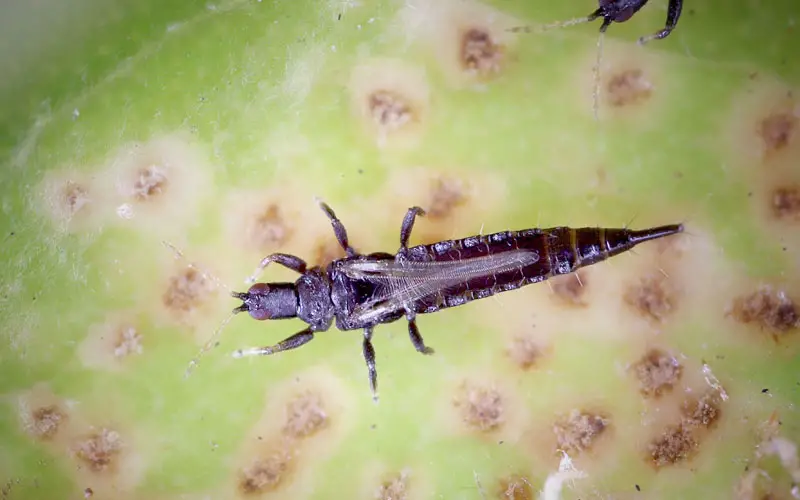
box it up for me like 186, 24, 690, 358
340, 250, 539, 322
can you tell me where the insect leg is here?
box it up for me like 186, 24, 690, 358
406, 311, 434, 355
638, 0, 682, 44
362, 326, 379, 402
317, 200, 357, 257
246, 253, 308, 285
231, 327, 314, 358
399, 206, 426, 254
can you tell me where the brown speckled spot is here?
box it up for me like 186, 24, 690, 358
460, 28, 504, 76
553, 409, 609, 454
631, 348, 683, 398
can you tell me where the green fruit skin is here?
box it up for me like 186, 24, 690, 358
1, 0, 798, 499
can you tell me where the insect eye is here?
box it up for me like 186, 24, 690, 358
249, 307, 271, 321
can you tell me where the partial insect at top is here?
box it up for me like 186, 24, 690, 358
509, 0, 684, 119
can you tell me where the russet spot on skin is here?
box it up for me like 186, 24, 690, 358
724, 76, 799, 166
347, 58, 430, 149
568, 38, 670, 123
77, 311, 145, 372
390, 0, 522, 89
15, 383, 147, 499
435, 369, 529, 446
357, 463, 434, 500
96, 133, 215, 240
226, 367, 355, 500
35, 167, 113, 234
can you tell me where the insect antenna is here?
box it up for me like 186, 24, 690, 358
507, 12, 601, 34
184, 305, 244, 379
161, 240, 233, 294
509, 12, 611, 120
591, 27, 607, 121
473, 471, 487, 500
161, 241, 247, 378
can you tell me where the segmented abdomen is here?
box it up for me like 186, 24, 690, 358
404, 224, 683, 314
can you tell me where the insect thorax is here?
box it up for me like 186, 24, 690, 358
295, 269, 335, 331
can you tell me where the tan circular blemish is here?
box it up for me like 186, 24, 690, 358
249, 204, 293, 251
605, 68, 654, 107
359, 464, 431, 500
771, 185, 800, 221
725, 78, 799, 166
644, 365, 728, 470
552, 409, 610, 455
368, 90, 415, 131
136, 242, 239, 345
281, 391, 328, 440
436, 371, 528, 444
375, 469, 410, 500
349, 58, 430, 148
727, 284, 799, 336
505, 333, 546, 371
224, 190, 298, 255
460, 27, 505, 77
759, 110, 797, 156
237, 448, 293, 496
78, 312, 144, 372
131, 164, 169, 201
162, 267, 216, 317
62, 181, 91, 214
99, 134, 215, 236
647, 424, 698, 468
680, 390, 723, 430
17, 383, 70, 441
426, 175, 469, 220
73, 427, 123, 473
496, 474, 533, 500
453, 381, 505, 433
36, 168, 111, 233
630, 348, 683, 399
549, 272, 588, 308
391, 0, 521, 88
15, 384, 146, 497
28, 405, 67, 440
623, 272, 677, 323
229, 368, 355, 499
569, 39, 667, 121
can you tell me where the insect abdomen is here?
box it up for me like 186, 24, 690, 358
543, 224, 684, 276
406, 223, 683, 314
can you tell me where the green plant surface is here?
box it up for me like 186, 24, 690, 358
1, 0, 799, 499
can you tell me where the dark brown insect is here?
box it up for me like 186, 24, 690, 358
509, 0, 684, 118
192, 201, 683, 401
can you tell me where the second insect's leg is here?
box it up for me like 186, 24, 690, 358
231, 327, 314, 358
638, 0, 682, 44
406, 311, 434, 355
362, 327, 379, 402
